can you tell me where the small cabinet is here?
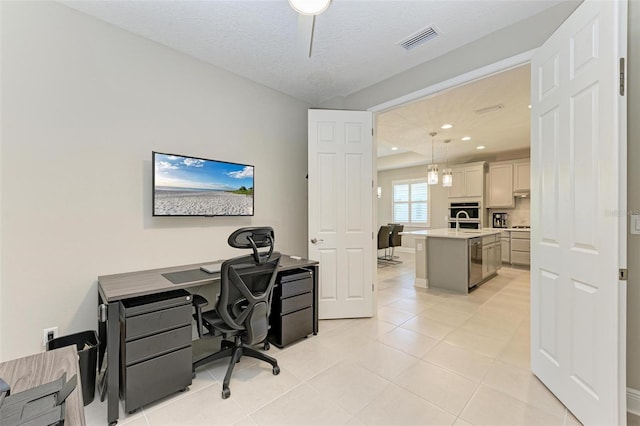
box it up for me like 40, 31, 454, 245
487, 163, 514, 208
514, 161, 531, 192
448, 162, 485, 199
119, 289, 193, 413
269, 269, 314, 347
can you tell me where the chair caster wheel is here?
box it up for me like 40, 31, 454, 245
222, 388, 231, 399
264, 341, 270, 351
272, 365, 280, 375
179, 387, 189, 392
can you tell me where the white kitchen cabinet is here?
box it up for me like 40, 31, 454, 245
514, 161, 530, 192
501, 231, 510, 263
482, 234, 500, 278
448, 162, 485, 199
510, 231, 530, 266
487, 163, 514, 208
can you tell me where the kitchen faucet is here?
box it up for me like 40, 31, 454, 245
455, 210, 470, 232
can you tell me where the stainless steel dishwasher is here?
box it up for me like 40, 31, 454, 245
468, 237, 483, 287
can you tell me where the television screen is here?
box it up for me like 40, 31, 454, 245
153, 152, 254, 216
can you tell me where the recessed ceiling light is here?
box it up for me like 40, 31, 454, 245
476, 146, 486, 150
528, 104, 532, 109
391, 146, 398, 151
461, 136, 471, 141
441, 124, 453, 129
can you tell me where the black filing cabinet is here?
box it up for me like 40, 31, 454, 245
119, 289, 193, 413
269, 269, 314, 347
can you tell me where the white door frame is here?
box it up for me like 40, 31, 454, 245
365, 27, 627, 413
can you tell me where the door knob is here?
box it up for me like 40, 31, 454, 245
310, 238, 324, 244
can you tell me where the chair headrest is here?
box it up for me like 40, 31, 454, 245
228, 227, 275, 263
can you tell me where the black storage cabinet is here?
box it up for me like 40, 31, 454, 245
47, 330, 99, 406
119, 289, 192, 413
269, 269, 314, 347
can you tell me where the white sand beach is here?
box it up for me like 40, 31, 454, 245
154, 190, 253, 216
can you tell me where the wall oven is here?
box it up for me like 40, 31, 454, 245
449, 202, 481, 230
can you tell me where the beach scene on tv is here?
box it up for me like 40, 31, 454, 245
154, 153, 254, 216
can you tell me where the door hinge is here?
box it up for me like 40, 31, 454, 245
372, 283, 375, 291
371, 128, 374, 136
620, 58, 625, 96
619, 268, 628, 281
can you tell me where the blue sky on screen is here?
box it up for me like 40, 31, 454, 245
154, 153, 253, 190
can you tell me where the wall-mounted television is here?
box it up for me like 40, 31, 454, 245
153, 151, 254, 217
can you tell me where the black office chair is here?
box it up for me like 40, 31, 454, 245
377, 225, 392, 263
388, 224, 404, 263
192, 227, 281, 399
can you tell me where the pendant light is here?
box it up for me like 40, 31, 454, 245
427, 132, 438, 185
442, 139, 453, 187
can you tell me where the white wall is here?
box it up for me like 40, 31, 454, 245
0, 1, 309, 360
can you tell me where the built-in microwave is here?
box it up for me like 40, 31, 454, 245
448, 202, 481, 229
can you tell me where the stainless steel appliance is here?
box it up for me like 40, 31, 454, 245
492, 212, 508, 228
468, 237, 483, 287
449, 202, 481, 230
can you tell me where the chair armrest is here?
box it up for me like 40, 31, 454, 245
192, 294, 209, 338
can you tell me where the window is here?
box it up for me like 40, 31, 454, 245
393, 179, 429, 225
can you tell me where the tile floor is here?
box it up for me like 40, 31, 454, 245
85, 253, 638, 425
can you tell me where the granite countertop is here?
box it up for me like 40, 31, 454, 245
490, 227, 531, 232
403, 228, 501, 239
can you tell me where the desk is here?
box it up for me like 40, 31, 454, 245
98, 255, 319, 425
0, 346, 86, 425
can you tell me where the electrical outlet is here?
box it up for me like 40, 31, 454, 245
43, 326, 58, 346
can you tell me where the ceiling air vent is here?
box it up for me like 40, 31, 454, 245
397, 26, 438, 51
474, 104, 504, 115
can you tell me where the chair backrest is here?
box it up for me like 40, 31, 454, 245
377, 225, 391, 250
217, 227, 281, 345
389, 224, 404, 247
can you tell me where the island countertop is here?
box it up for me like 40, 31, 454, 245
402, 228, 501, 239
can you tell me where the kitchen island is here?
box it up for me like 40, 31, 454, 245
405, 228, 502, 294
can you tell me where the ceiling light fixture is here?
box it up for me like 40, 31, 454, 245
442, 139, 453, 188
476, 145, 486, 150
391, 146, 398, 151
427, 132, 438, 185
441, 124, 453, 129
288, 0, 332, 15
461, 136, 471, 141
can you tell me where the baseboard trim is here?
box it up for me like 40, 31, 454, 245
628, 387, 640, 415
396, 247, 415, 254
414, 278, 427, 289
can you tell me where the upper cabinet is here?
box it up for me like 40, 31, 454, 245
448, 162, 485, 199
487, 159, 530, 208
514, 161, 531, 192
487, 163, 514, 208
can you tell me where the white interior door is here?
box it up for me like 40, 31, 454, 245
530, 1, 627, 424
308, 109, 374, 319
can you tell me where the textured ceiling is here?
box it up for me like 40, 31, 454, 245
377, 64, 531, 168
62, 0, 569, 105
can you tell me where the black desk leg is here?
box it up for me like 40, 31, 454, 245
313, 265, 319, 335
97, 294, 106, 372
107, 301, 120, 425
